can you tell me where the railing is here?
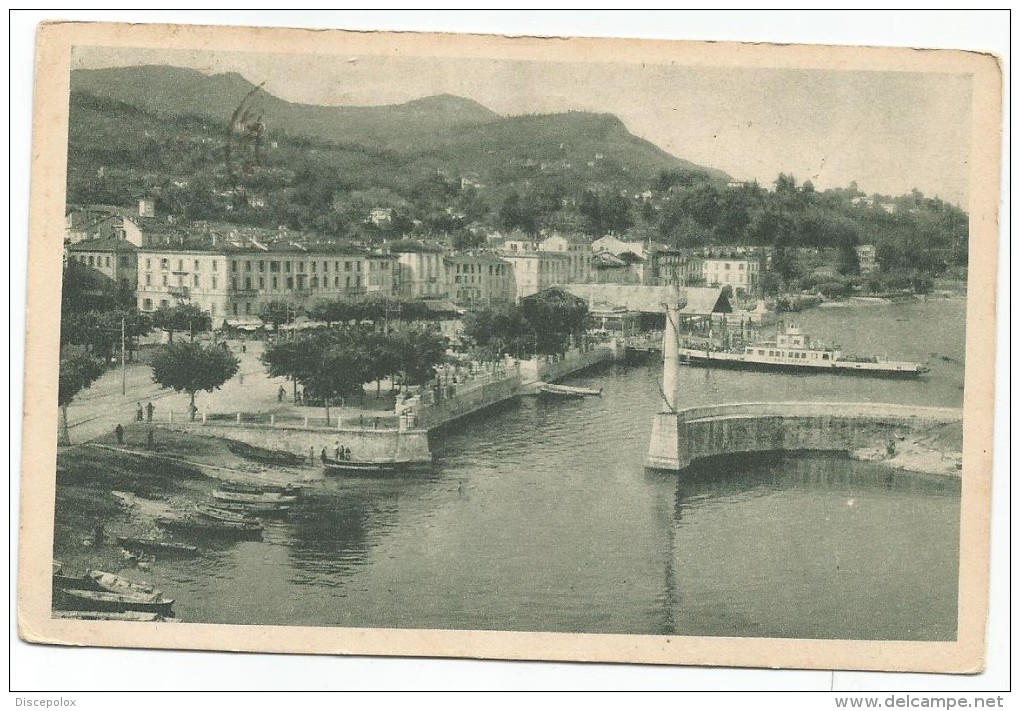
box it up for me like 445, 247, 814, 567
167, 410, 399, 430
677, 401, 963, 424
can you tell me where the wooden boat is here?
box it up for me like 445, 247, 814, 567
194, 502, 256, 522
116, 537, 200, 557
55, 588, 174, 615
217, 481, 302, 496
538, 383, 603, 398
211, 489, 298, 505
157, 515, 264, 539
210, 501, 292, 516
53, 571, 103, 592
322, 457, 423, 475
53, 610, 175, 623
87, 570, 164, 599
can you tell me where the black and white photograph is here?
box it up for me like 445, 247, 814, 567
15, 16, 1003, 679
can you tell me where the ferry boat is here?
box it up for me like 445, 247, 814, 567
678, 325, 929, 378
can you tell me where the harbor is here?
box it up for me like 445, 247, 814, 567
51, 297, 966, 636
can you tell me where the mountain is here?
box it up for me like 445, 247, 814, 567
70, 65, 500, 150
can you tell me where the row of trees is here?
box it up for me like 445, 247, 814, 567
260, 326, 448, 422
462, 288, 589, 360
256, 295, 438, 331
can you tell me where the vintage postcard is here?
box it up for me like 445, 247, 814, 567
18, 20, 1001, 673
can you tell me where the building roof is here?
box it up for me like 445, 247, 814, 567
444, 252, 509, 266
67, 238, 138, 253
560, 284, 730, 315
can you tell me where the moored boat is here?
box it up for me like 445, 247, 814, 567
194, 502, 257, 522
156, 514, 264, 539
116, 537, 200, 557
216, 481, 302, 496
538, 383, 603, 398
322, 457, 424, 476
210, 501, 292, 516
211, 489, 298, 505
87, 570, 164, 599
53, 610, 173, 622
55, 588, 175, 615
678, 325, 929, 378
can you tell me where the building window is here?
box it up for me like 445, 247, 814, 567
323, 261, 329, 272
344, 261, 351, 272
259, 261, 265, 272
245, 277, 252, 290
311, 276, 319, 288
145, 274, 151, 286
231, 278, 237, 290
356, 262, 362, 272
298, 262, 305, 273
194, 275, 200, 287
120, 256, 129, 267
146, 258, 151, 269
143, 298, 152, 310
212, 276, 217, 289
245, 261, 252, 272
286, 276, 294, 289
195, 260, 200, 271
270, 261, 280, 272
178, 259, 184, 271
311, 262, 317, 273
232, 303, 238, 316
245, 302, 251, 315
259, 277, 265, 289
231, 261, 238, 272
162, 275, 168, 286
334, 276, 339, 287
212, 260, 218, 272
210, 304, 216, 316
87, 256, 94, 266
272, 276, 278, 289
160, 299, 169, 309
285, 262, 291, 273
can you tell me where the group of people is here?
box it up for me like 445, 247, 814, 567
320, 442, 353, 463
278, 385, 305, 404
135, 401, 155, 422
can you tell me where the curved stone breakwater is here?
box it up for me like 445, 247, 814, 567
647, 401, 964, 474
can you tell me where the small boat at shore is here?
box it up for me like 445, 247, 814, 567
322, 457, 423, 476
157, 514, 264, 539
216, 481, 303, 497
55, 588, 175, 616
53, 610, 175, 623
210, 501, 292, 516
211, 489, 298, 505
116, 537, 200, 557
194, 502, 257, 522
538, 383, 603, 398
87, 570, 165, 599
53, 571, 103, 592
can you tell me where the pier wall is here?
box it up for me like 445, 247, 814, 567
519, 342, 618, 385
169, 421, 432, 464
411, 374, 523, 431
647, 402, 962, 471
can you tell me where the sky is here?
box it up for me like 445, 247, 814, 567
73, 46, 973, 205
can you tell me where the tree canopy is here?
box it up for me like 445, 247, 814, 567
151, 303, 212, 342
464, 287, 589, 358
58, 345, 107, 445
151, 341, 239, 419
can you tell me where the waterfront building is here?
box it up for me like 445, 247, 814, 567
537, 232, 593, 284
65, 200, 173, 246
443, 253, 514, 307
66, 238, 139, 293
702, 256, 761, 296
390, 243, 448, 299
136, 242, 395, 327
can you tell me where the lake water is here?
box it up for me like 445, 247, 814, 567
144, 298, 965, 640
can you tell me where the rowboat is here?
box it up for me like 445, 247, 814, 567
211, 489, 298, 505
217, 481, 302, 496
55, 588, 175, 615
538, 383, 603, 398
87, 570, 165, 599
209, 501, 292, 516
157, 515, 264, 539
53, 610, 175, 623
53, 571, 103, 592
116, 537, 200, 557
194, 502, 256, 522
322, 457, 423, 475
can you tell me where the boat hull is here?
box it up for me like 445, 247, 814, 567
116, 537, 200, 557
156, 516, 264, 539
679, 352, 927, 378
322, 457, 428, 477
55, 588, 175, 615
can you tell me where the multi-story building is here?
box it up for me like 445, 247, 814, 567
65, 200, 172, 247
855, 244, 878, 273
443, 253, 514, 307
537, 233, 592, 284
66, 238, 139, 293
136, 243, 396, 327
702, 257, 760, 295
391, 244, 448, 299
499, 250, 571, 301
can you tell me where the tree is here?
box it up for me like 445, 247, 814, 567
151, 303, 212, 343
58, 345, 107, 445
519, 288, 589, 355
258, 300, 299, 331
151, 342, 239, 420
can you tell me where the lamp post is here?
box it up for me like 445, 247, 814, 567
121, 314, 126, 395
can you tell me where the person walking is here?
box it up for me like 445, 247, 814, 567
320, 447, 328, 464
334, 442, 342, 460
146, 428, 154, 450
145, 401, 155, 423
343, 446, 352, 461
135, 403, 144, 422
114, 423, 124, 445
278, 385, 286, 403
